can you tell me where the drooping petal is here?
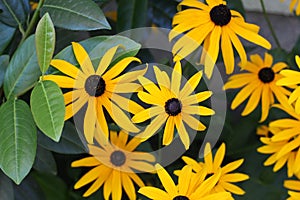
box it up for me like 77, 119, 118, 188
84, 97, 97, 144
122, 173, 136, 200
221, 28, 234, 74
163, 117, 175, 145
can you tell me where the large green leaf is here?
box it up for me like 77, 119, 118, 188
0, 22, 15, 54
33, 145, 57, 175
0, 55, 9, 87
35, 13, 55, 74
40, 0, 111, 31
0, 99, 37, 184
49, 35, 141, 74
0, 171, 14, 200
38, 122, 87, 154
30, 80, 65, 142
0, 0, 30, 27
3, 35, 41, 99
116, 0, 148, 32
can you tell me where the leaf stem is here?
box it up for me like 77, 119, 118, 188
259, 0, 282, 49
20, 0, 45, 45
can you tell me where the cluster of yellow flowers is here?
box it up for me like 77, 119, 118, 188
44, 0, 300, 199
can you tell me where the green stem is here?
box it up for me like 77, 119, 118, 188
259, 0, 282, 49
19, 0, 45, 45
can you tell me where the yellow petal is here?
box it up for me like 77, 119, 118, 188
221, 28, 234, 74
241, 85, 262, 116
155, 164, 177, 197
180, 71, 203, 98
43, 75, 75, 88
132, 106, 164, 123
171, 61, 182, 96
72, 42, 95, 75
50, 59, 83, 79
96, 45, 120, 75
121, 173, 136, 200
102, 57, 141, 80
138, 187, 170, 199
182, 113, 206, 131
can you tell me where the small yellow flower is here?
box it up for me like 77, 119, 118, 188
224, 53, 291, 122
138, 164, 233, 200
178, 143, 249, 195
170, 0, 271, 78
257, 104, 300, 177
44, 43, 145, 143
132, 61, 214, 150
72, 130, 155, 199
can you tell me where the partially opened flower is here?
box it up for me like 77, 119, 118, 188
169, 0, 271, 78
284, 179, 300, 200
281, 0, 300, 15
72, 130, 155, 199
179, 143, 249, 195
44, 43, 145, 143
224, 53, 291, 122
257, 104, 300, 177
132, 62, 214, 150
277, 55, 300, 114
138, 164, 233, 200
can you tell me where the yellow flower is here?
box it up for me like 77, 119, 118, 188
281, 0, 300, 15
277, 55, 300, 114
224, 53, 291, 122
179, 143, 249, 195
284, 178, 300, 200
258, 104, 300, 177
169, 0, 271, 78
44, 43, 145, 143
138, 164, 233, 200
132, 62, 214, 150
71, 130, 155, 199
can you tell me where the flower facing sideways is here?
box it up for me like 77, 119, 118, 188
132, 62, 214, 150
178, 143, 249, 196
169, 0, 271, 78
71, 130, 155, 199
224, 53, 291, 122
138, 164, 233, 200
258, 104, 300, 177
44, 43, 145, 143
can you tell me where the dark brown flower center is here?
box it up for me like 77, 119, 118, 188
258, 67, 275, 83
173, 196, 189, 200
210, 4, 231, 26
110, 150, 126, 167
165, 98, 182, 116
84, 75, 106, 97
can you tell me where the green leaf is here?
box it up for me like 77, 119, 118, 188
35, 13, 55, 74
38, 121, 87, 154
30, 80, 65, 142
0, 171, 14, 200
49, 35, 141, 74
0, 55, 9, 87
33, 172, 68, 200
0, 0, 30, 27
40, 0, 111, 31
116, 0, 148, 32
0, 99, 37, 184
0, 22, 16, 54
3, 35, 41, 99
33, 145, 57, 175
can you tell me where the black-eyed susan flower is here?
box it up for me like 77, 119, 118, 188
71, 130, 155, 199
224, 53, 291, 122
132, 62, 214, 150
257, 104, 300, 177
44, 43, 145, 143
284, 178, 300, 200
138, 164, 233, 200
179, 143, 249, 195
169, 0, 271, 78
277, 55, 300, 114
281, 0, 300, 15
